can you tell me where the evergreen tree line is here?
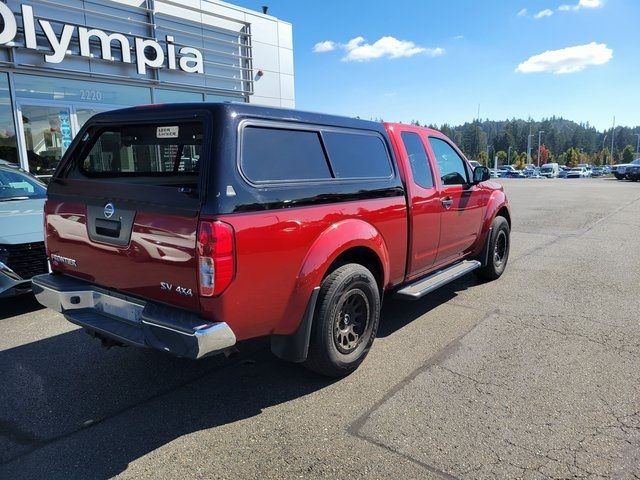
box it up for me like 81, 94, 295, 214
407, 117, 640, 167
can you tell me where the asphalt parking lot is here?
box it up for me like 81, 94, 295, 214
1, 177, 639, 480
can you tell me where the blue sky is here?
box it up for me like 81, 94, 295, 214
234, 0, 639, 130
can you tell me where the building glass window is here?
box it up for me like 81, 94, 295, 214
155, 89, 204, 103
22, 106, 72, 177
206, 93, 246, 103
76, 108, 109, 130
0, 73, 18, 165
14, 74, 152, 106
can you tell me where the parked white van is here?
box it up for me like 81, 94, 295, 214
540, 163, 560, 178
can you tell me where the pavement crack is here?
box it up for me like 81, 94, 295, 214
510, 192, 640, 267
501, 315, 639, 358
347, 310, 500, 480
437, 365, 504, 390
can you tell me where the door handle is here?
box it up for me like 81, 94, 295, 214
441, 197, 453, 209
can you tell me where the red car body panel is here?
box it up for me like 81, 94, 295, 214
43, 106, 510, 350
383, 123, 509, 279
386, 124, 442, 277
200, 196, 408, 340
45, 200, 201, 312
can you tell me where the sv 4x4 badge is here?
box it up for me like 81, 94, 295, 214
160, 282, 193, 297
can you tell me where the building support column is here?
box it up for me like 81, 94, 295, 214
8, 72, 29, 172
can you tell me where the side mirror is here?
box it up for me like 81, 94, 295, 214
473, 166, 490, 184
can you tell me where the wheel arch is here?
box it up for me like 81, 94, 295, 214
473, 190, 511, 259
323, 246, 384, 293
483, 189, 511, 231
296, 218, 391, 292
271, 219, 389, 363
496, 205, 511, 228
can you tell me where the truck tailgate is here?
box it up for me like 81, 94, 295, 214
45, 116, 207, 312
45, 199, 199, 311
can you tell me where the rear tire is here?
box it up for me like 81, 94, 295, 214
475, 216, 510, 281
304, 264, 380, 378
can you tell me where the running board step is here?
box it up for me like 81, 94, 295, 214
395, 260, 481, 300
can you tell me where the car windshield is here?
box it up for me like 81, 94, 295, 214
571, 168, 582, 171
0, 166, 47, 201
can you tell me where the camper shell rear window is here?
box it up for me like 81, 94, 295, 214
73, 122, 203, 180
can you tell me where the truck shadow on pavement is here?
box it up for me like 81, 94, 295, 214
378, 275, 476, 338
0, 277, 478, 480
0, 295, 44, 320
0, 332, 332, 479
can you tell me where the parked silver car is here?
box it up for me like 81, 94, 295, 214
567, 166, 590, 178
0, 161, 48, 298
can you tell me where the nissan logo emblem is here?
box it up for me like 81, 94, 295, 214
104, 203, 115, 219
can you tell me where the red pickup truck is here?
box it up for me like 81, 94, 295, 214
33, 103, 511, 377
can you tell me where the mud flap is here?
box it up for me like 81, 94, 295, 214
270, 287, 320, 363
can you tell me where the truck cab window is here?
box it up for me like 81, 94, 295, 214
429, 137, 469, 186
400, 132, 434, 188
322, 131, 392, 179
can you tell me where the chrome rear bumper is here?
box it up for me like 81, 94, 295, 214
32, 274, 236, 359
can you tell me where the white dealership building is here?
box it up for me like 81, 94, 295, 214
0, 0, 294, 176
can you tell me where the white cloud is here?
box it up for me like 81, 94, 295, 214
516, 42, 612, 74
341, 36, 443, 62
454, 35, 464, 40
517, 8, 528, 16
534, 8, 554, 18
313, 40, 336, 53
558, 0, 603, 11
312, 36, 444, 62
579, 0, 603, 7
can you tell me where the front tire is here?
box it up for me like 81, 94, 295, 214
475, 216, 510, 281
304, 264, 380, 377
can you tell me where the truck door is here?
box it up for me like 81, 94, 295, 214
427, 136, 485, 266
398, 130, 441, 278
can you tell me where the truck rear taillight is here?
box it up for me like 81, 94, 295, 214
197, 220, 235, 297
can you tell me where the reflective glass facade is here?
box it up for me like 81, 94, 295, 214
0, 74, 18, 165
11, 74, 244, 176
0, 0, 294, 177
